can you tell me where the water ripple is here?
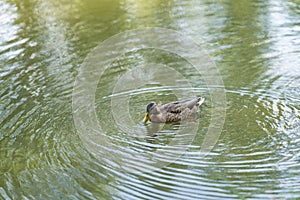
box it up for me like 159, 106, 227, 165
1, 0, 300, 199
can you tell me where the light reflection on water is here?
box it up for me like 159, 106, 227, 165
0, 0, 300, 199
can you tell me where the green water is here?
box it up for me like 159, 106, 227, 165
1, 0, 300, 199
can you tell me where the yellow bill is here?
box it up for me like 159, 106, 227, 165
143, 112, 150, 123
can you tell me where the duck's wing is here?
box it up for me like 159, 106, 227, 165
161, 97, 204, 113
180, 97, 204, 109
163, 102, 184, 113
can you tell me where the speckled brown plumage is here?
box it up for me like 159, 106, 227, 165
143, 97, 205, 123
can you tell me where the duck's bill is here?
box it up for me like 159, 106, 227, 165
143, 112, 150, 123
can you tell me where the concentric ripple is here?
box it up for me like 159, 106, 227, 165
1, 0, 300, 199
72, 28, 226, 175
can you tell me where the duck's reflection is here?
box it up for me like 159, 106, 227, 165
145, 122, 164, 137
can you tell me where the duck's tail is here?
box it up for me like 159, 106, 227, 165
197, 97, 205, 106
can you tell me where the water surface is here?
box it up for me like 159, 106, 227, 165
1, 0, 300, 199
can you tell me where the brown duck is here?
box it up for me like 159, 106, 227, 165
143, 97, 205, 123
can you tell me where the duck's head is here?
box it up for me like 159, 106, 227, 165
143, 102, 157, 123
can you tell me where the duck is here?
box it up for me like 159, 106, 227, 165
143, 97, 205, 123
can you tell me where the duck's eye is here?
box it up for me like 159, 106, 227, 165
146, 102, 155, 112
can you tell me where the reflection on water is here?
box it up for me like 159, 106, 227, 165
1, 0, 300, 199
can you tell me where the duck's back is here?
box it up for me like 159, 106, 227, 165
162, 97, 204, 122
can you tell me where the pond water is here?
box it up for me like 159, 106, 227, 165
1, 0, 300, 199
